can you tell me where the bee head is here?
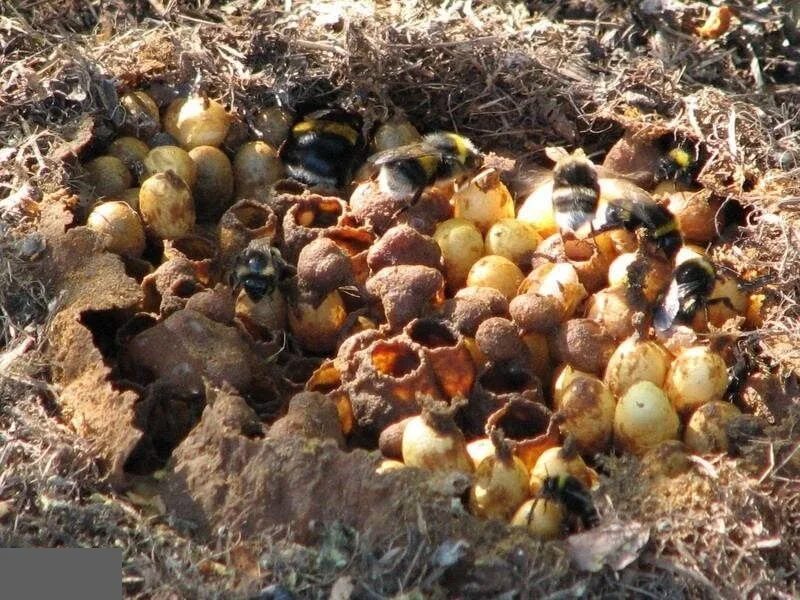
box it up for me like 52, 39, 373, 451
542, 472, 568, 497
658, 145, 698, 184
668, 147, 693, 170
303, 107, 363, 130
675, 257, 716, 292
657, 231, 683, 260
425, 132, 483, 169
697, 258, 717, 284
245, 248, 276, 278
232, 246, 288, 302
553, 153, 598, 190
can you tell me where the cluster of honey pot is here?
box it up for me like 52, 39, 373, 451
81, 88, 762, 539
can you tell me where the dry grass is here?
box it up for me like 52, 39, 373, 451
1, 0, 799, 597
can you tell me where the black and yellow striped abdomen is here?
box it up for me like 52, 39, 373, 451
280, 108, 365, 189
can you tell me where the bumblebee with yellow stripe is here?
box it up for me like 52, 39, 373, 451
657, 144, 700, 186
230, 244, 293, 302
653, 252, 718, 331
369, 132, 483, 207
536, 473, 599, 530
550, 148, 600, 239
593, 191, 683, 259
279, 107, 366, 189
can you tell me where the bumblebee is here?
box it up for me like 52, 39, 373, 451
550, 148, 600, 238
537, 473, 599, 530
656, 145, 700, 185
653, 253, 717, 331
231, 245, 293, 302
593, 192, 683, 259
279, 107, 366, 189
369, 131, 483, 206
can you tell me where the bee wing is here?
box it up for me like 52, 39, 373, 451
628, 200, 672, 231
654, 280, 681, 331
368, 142, 441, 167
565, 491, 599, 526
503, 164, 552, 198
269, 246, 295, 275
591, 199, 631, 233
545, 146, 570, 162
560, 478, 599, 524
561, 481, 591, 504
676, 277, 709, 299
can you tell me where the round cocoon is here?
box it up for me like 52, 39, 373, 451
485, 219, 542, 268
107, 136, 150, 171
558, 377, 616, 456
614, 381, 680, 456
511, 499, 565, 539
433, 218, 485, 291
142, 145, 198, 188
401, 414, 473, 474
536, 263, 587, 319
604, 336, 671, 398
666, 190, 721, 244
288, 290, 347, 354
138, 170, 195, 239
85, 155, 133, 198
707, 274, 748, 327
607, 252, 637, 288
118, 90, 160, 138
372, 119, 421, 152
517, 179, 556, 236
86, 200, 146, 258
188, 145, 234, 219
253, 106, 295, 148
466, 438, 495, 470
164, 95, 231, 149
235, 288, 288, 334
585, 286, 636, 341
466, 255, 524, 301
684, 401, 741, 454
664, 346, 729, 416
469, 452, 530, 520
530, 446, 593, 491
233, 141, 285, 199
452, 169, 514, 233
552, 364, 598, 409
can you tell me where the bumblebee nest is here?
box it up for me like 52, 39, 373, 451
1, 0, 800, 598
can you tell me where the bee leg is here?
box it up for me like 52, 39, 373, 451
336, 307, 369, 341
390, 203, 410, 221
265, 329, 291, 363
391, 187, 424, 221
703, 297, 737, 326
527, 496, 540, 528
271, 247, 296, 277
558, 229, 568, 254
739, 273, 776, 292
707, 297, 736, 311
589, 221, 601, 254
